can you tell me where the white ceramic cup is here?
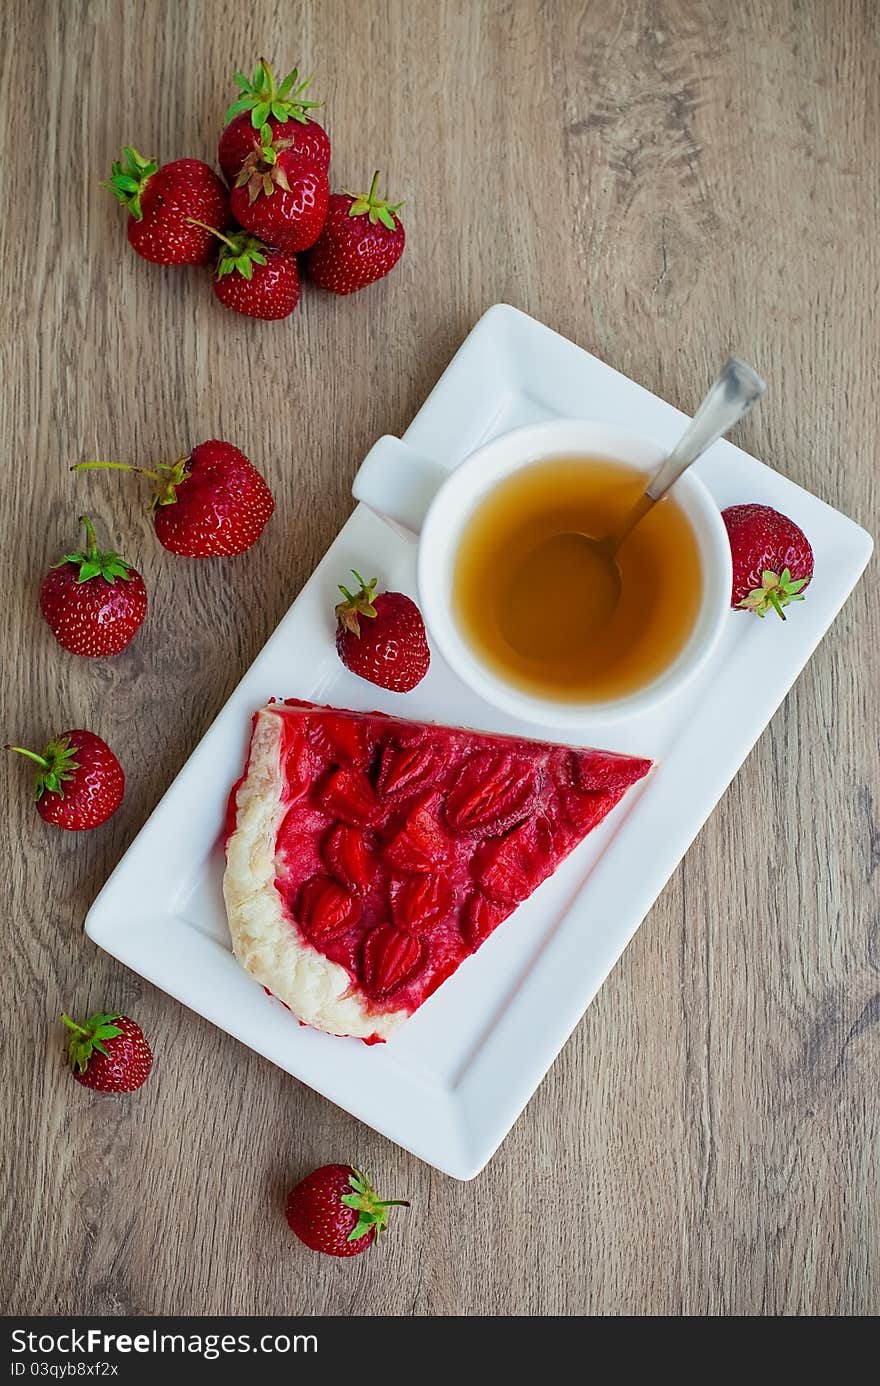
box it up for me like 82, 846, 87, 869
352, 419, 732, 726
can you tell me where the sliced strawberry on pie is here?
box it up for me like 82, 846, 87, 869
223, 700, 651, 1042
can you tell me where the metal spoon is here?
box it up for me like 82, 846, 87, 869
610, 356, 767, 549
500, 358, 767, 660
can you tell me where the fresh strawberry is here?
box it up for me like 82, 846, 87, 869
362, 925, 423, 996
298, 874, 361, 943
61, 1011, 152, 1092
103, 147, 230, 266
73, 440, 274, 557
335, 571, 429, 692
206, 226, 300, 320
219, 60, 330, 184
6, 730, 124, 830
303, 171, 405, 295
722, 503, 813, 619
39, 515, 147, 657
285, 1164, 408, 1257
230, 126, 329, 253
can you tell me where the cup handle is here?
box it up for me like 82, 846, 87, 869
352, 435, 449, 539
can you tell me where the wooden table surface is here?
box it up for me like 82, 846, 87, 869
2, 0, 877, 1318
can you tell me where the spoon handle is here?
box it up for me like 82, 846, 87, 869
645, 357, 767, 502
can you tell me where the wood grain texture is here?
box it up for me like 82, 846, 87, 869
1, 0, 877, 1317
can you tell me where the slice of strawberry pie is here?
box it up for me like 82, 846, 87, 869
223, 699, 651, 1042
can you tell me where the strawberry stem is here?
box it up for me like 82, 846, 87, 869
6, 736, 80, 799
340, 1168, 408, 1242
5, 744, 50, 770
224, 59, 322, 130
72, 458, 187, 507
60, 1011, 124, 1073
60, 1013, 88, 1039
51, 515, 134, 585
736, 566, 807, 619
72, 457, 164, 485
71, 460, 163, 482
335, 570, 379, 637
342, 172, 405, 227
185, 217, 236, 250
79, 515, 99, 556
102, 147, 158, 221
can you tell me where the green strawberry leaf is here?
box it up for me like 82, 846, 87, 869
102, 147, 158, 222
215, 229, 271, 283
61, 1011, 124, 1074
54, 518, 135, 586
224, 95, 253, 122
347, 1214, 376, 1242
343, 173, 405, 230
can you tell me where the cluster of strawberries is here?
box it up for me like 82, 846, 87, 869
7, 437, 275, 831
107, 60, 406, 319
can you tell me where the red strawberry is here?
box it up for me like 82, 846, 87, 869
444, 751, 540, 836
73, 440, 274, 557
322, 823, 372, 895
316, 765, 378, 825
361, 925, 423, 996
298, 875, 361, 943
562, 747, 653, 794
308, 713, 372, 766
6, 730, 124, 831
389, 873, 453, 935
39, 515, 147, 657
61, 1011, 152, 1093
303, 171, 405, 295
384, 795, 450, 873
230, 127, 329, 253
219, 61, 330, 184
377, 736, 438, 797
722, 503, 813, 619
103, 147, 230, 266
208, 227, 300, 320
460, 892, 505, 951
474, 815, 555, 904
335, 571, 430, 692
559, 787, 616, 836
285, 1164, 408, 1257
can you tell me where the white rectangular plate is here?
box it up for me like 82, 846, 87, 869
86, 305, 873, 1179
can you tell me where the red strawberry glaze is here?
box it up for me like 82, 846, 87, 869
260, 700, 651, 1025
